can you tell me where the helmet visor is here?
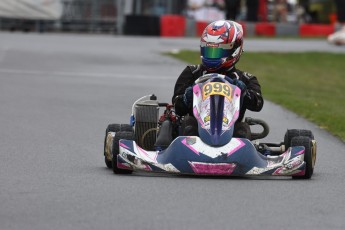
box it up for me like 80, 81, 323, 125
201, 47, 231, 59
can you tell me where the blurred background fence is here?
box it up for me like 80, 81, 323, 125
0, 0, 339, 36
0, 0, 186, 34
0, 0, 121, 33
61, 0, 118, 33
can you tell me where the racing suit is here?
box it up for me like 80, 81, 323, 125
172, 64, 264, 138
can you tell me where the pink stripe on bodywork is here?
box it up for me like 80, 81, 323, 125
137, 145, 158, 163
228, 139, 245, 157
192, 85, 204, 128
273, 165, 305, 176
193, 84, 201, 97
189, 162, 237, 175
295, 150, 304, 156
273, 167, 283, 175
143, 164, 152, 171
193, 107, 204, 128
234, 87, 242, 98
229, 111, 239, 127
117, 162, 132, 170
181, 138, 200, 156
119, 142, 130, 149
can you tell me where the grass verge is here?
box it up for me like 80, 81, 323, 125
165, 50, 345, 141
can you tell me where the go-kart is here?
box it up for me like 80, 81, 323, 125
103, 74, 317, 179
328, 29, 345, 46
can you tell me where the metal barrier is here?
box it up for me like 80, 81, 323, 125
0, 0, 120, 33
61, 0, 118, 33
0, 0, 186, 34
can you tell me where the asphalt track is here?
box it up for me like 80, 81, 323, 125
1, 33, 345, 230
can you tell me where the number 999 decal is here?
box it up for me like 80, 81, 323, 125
202, 82, 232, 101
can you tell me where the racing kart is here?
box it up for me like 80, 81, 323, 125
103, 74, 317, 179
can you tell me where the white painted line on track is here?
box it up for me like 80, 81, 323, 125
0, 46, 9, 63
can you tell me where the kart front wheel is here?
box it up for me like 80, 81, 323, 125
104, 124, 133, 168
291, 136, 316, 179
112, 131, 135, 174
284, 129, 314, 149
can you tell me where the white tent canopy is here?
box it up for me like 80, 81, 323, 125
0, 0, 63, 20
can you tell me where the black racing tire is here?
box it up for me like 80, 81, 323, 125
112, 131, 135, 174
284, 129, 314, 149
291, 136, 314, 179
104, 124, 133, 169
105, 157, 113, 169
105, 124, 133, 134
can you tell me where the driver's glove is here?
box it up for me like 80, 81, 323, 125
224, 76, 246, 92
232, 79, 247, 92
183, 86, 193, 107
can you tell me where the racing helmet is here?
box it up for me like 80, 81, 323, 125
200, 20, 244, 72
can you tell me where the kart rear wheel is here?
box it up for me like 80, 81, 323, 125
112, 131, 134, 174
284, 129, 314, 149
106, 124, 133, 134
104, 124, 133, 168
291, 136, 315, 179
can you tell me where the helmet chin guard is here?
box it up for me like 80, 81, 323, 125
201, 57, 224, 71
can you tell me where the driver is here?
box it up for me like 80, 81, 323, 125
172, 20, 264, 138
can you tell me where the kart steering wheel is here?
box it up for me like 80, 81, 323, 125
194, 73, 247, 107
